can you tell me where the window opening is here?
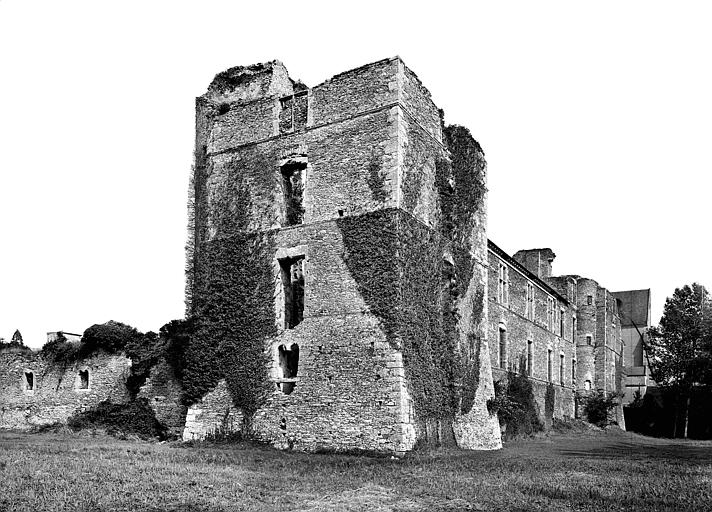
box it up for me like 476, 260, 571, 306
587, 335, 592, 346
497, 262, 509, 305
572, 359, 577, 386
24, 371, 34, 391
559, 354, 565, 385
526, 282, 535, 320
280, 256, 304, 329
547, 349, 553, 382
281, 161, 306, 226
279, 91, 308, 134
278, 343, 299, 394
498, 326, 507, 369
79, 370, 89, 390
587, 295, 593, 305
584, 379, 591, 391
527, 340, 533, 377
560, 309, 565, 337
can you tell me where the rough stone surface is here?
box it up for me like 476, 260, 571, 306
137, 358, 186, 437
0, 350, 132, 429
187, 57, 502, 453
183, 380, 243, 441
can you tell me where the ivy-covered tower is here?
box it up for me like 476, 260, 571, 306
185, 57, 502, 452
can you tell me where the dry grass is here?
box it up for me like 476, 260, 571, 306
0, 428, 710, 511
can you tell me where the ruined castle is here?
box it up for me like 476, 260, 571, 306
1, 57, 642, 452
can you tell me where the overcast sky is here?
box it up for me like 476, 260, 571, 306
1, 1, 710, 348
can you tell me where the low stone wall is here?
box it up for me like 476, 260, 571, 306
0, 350, 132, 430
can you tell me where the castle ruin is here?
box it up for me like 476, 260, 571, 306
0, 57, 639, 452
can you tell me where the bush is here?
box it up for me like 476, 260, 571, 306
582, 390, 620, 427
67, 399, 167, 440
488, 372, 543, 439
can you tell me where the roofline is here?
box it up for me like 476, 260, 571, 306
488, 239, 570, 306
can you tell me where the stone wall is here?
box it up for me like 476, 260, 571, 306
0, 349, 131, 430
187, 57, 502, 453
137, 358, 186, 437
487, 245, 577, 424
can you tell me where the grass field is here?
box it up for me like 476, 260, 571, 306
1, 428, 710, 511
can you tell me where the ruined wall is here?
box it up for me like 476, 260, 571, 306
0, 350, 131, 430
137, 359, 186, 437
186, 57, 501, 453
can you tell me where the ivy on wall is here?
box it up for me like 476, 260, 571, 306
184, 147, 279, 417
337, 123, 488, 425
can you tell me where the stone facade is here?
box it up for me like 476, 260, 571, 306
185, 57, 501, 453
488, 242, 577, 428
0, 347, 132, 430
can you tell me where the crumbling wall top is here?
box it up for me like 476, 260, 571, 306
204, 60, 294, 104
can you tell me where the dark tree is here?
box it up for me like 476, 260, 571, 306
11, 329, 23, 345
647, 283, 712, 437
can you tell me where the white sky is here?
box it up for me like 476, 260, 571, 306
1, 1, 710, 349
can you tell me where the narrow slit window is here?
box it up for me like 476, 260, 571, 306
547, 349, 553, 382
587, 335, 592, 346
280, 256, 305, 329
498, 326, 507, 369
527, 340, 533, 377
559, 354, 565, 385
572, 359, 577, 386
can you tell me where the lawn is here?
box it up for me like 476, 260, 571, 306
0, 428, 710, 511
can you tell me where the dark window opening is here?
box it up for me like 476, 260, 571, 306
587, 295, 593, 305
586, 335, 592, 346
217, 103, 230, 115
498, 327, 507, 369
281, 161, 306, 226
560, 354, 565, 385
547, 349, 553, 382
278, 343, 299, 394
338, 209, 344, 217
24, 371, 34, 391
79, 370, 89, 389
527, 341, 533, 377
280, 256, 304, 329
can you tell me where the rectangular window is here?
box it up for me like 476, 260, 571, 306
559, 354, 565, 385
525, 282, 535, 320
527, 340, 533, 377
78, 370, 89, 390
279, 91, 308, 134
572, 359, 577, 386
586, 335, 592, 346
24, 371, 34, 391
547, 297, 555, 331
587, 295, 593, 305
547, 349, 553, 382
280, 256, 305, 329
499, 327, 507, 369
560, 308, 565, 337
572, 316, 576, 342
497, 262, 509, 305
281, 160, 306, 226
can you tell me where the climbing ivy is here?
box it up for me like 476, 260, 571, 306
337, 123, 487, 426
184, 148, 279, 416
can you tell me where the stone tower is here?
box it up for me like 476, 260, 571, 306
186, 58, 501, 452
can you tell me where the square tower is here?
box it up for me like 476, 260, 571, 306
185, 58, 501, 452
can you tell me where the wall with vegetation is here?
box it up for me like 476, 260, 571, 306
0, 350, 132, 430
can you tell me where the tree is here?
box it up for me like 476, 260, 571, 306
11, 329, 23, 345
647, 283, 712, 438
